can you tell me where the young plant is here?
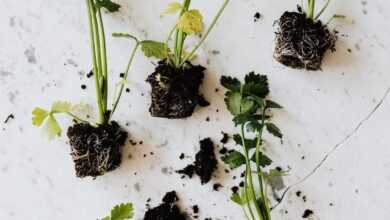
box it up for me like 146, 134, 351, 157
32, 0, 138, 177
274, 0, 343, 70
101, 203, 134, 220
220, 72, 286, 220
138, 0, 230, 118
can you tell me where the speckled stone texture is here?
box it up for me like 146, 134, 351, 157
1, 0, 390, 219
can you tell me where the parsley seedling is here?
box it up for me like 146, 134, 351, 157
141, 0, 229, 68
32, 0, 138, 138
221, 73, 286, 220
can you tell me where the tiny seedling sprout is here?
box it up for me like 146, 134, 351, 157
32, 0, 139, 139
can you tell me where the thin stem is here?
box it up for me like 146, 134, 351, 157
86, 0, 105, 124
165, 24, 177, 65
66, 112, 96, 126
174, 0, 191, 67
255, 108, 271, 220
241, 125, 264, 220
180, 0, 229, 66
307, 0, 316, 20
97, 9, 109, 115
110, 39, 140, 120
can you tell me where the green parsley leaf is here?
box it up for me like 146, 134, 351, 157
243, 73, 269, 98
222, 150, 246, 169
250, 153, 272, 167
140, 40, 169, 59
43, 115, 62, 140
103, 203, 134, 220
225, 92, 241, 116
32, 107, 49, 126
220, 76, 241, 92
177, 9, 204, 34
266, 100, 282, 109
266, 123, 282, 139
233, 134, 258, 150
95, 0, 121, 13
164, 2, 183, 15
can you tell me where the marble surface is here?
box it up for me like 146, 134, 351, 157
1, 0, 390, 219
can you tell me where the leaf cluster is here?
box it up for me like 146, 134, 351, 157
32, 102, 90, 140
137, 0, 229, 68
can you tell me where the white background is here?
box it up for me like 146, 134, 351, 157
1, 0, 390, 219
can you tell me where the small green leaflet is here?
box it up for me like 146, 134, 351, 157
222, 150, 246, 169
43, 115, 62, 140
250, 152, 272, 167
265, 100, 282, 109
32, 108, 49, 126
233, 134, 258, 149
102, 203, 134, 220
164, 2, 182, 15
95, 0, 121, 13
225, 92, 241, 116
51, 101, 72, 113
264, 168, 288, 179
140, 41, 168, 59
220, 76, 241, 92
177, 10, 204, 34
266, 123, 283, 139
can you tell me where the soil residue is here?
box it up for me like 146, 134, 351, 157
302, 209, 314, 218
144, 191, 187, 220
178, 138, 218, 184
274, 9, 337, 70
146, 60, 209, 119
66, 121, 128, 178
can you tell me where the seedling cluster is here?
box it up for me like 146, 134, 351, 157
221, 73, 286, 220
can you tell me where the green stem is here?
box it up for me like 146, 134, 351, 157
173, 0, 191, 67
97, 9, 109, 116
307, 0, 316, 20
165, 24, 177, 65
255, 108, 271, 220
180, 0, 229, 66
110, 38, 140, 120
241, 125, 264, 220
86, 0, 105, 124
66, 112, 96, 126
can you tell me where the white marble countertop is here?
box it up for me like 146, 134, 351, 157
1, 0, 390, 219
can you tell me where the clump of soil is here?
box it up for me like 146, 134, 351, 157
274, 9, 337, 70
146, 60, 209, 119
66, 121, 128, 178
302, 209, 314, 218
144, 191, 187, 220
177, 138, 218, 184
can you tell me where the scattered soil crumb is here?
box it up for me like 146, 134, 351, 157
254, 12, 261, 22
144, 191, 187, 220
213, 183, 223, 191
177, 138, 218, 184
220, 132, 229, 144
302, 209, 314, 218
86, 70, 94, 78
4, 114, 14, 123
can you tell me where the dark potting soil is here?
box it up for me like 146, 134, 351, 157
177, 138, 218, 184
146, 60, 209, 119
302, 209, 314, 218
66, 121, 128, 178
144, 191, 187, 220
274, 10, 337, 70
